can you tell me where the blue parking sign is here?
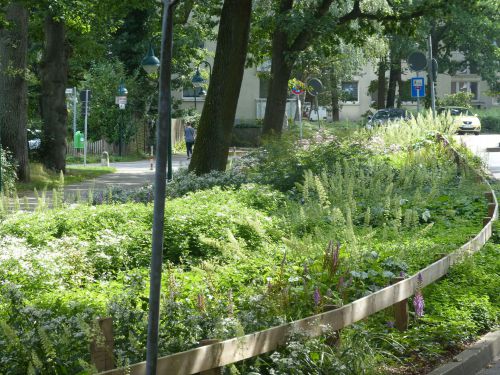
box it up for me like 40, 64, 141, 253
411, 77, 425, 97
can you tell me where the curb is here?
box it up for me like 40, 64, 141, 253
427, 330, 500, 375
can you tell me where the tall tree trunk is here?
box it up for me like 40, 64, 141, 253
0, 2, 29, 182
386, 57, 401, 108
40, 14, 68, 172
189, 0, 252, 174
262, 0, 294, 136
376, 58, 386, 109
330, 73, 340, 122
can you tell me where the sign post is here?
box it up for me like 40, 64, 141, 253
291, 85, 305, 139
411, 76, 425, 114
407, 51, 427, 116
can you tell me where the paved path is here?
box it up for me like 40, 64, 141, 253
15, 155, 191, 210
477, 356, 500, 375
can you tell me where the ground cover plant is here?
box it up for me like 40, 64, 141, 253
0, 113, 494, 373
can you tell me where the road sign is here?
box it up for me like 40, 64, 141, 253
115, 95, 127, 105
411, 77, 425, 97
307, 78, 323, 96
291, 86, 304, 95
408, 51, 427, 71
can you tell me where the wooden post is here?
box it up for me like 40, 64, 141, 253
90, 317, 114, 371
485, 191, 494, 202
199, 339, 222, 375
483, 217, 491, 227
322, 304, 341, 347
391, 277, 408, 331
488, 203, 496, 218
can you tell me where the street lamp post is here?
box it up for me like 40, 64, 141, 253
116, 81, 128, 157
141, 1, 179, 374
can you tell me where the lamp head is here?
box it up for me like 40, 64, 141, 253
191, 68, 205, 88
141, 45, 160, 75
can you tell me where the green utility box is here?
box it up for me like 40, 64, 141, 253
74, 131, 84, 149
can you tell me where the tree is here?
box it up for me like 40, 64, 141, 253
258, 0, 449, 136
0, 2, 29, 181
39, 12, 68, 172
189, 0, 252, 174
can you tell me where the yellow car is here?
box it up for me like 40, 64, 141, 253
437, 107, 481, 135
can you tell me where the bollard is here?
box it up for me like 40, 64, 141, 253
391, 277, 408, 331
101, 151, 109, 167
322, 304, 341, 347
198, 339, 222, 375
150, 156, 154, 171
90, 317, 114, 371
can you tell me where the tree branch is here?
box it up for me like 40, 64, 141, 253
289, 0, 335, 52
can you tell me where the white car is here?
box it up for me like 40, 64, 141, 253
437, 107, 481, 135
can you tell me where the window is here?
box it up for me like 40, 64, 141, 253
451, 81, 479, 100
183, 87, 205, 99
341, 81, 358, 102
259, 76, 269, 98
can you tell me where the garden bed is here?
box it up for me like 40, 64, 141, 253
0, 114, 497, 374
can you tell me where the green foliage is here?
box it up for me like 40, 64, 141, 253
0, 101, 494, 372
436, 92, 474, 108
0, 148, 17, 192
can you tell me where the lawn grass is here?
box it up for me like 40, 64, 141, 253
66, 153, 149, 164
15, 163, 116, 192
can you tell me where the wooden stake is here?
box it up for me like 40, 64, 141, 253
90, 317, 114, 371
322, 304, 341, 347
485, 191, 494, 202
488, 203, 496, 218
391, 277, 408, 331
483, 217, 491, 227
199, 339, 222, 375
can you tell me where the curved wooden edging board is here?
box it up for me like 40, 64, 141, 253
99, 137, 498, 375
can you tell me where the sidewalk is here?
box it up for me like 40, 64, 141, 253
15, 155, 190, 210
428, 331, 500, 375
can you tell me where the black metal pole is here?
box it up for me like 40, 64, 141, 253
119, 111, 123, 157
145, 0, 177, 373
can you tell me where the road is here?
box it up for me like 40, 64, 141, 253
456, 134, 500, 178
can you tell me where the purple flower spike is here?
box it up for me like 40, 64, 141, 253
399, 271, 406, 278
413, 291, 425, 318
313, 287, 321, 306
386, 321, 395, 328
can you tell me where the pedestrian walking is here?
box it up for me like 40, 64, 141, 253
184, 122, 196, 159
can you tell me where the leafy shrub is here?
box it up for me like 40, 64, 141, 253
93, 167, 249, 204
0, 185, 283, 272
437, 92, 474, 108
479, 116, 500, 133
1, 148, 17, 192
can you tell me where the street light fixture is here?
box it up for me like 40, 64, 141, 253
141, 43, 161, 75
191, 61, 211, 110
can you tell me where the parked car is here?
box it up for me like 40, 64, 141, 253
366, 108, 411, 129
437, 106, 481, 135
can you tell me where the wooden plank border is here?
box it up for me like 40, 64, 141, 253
99, 135, 497, 375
